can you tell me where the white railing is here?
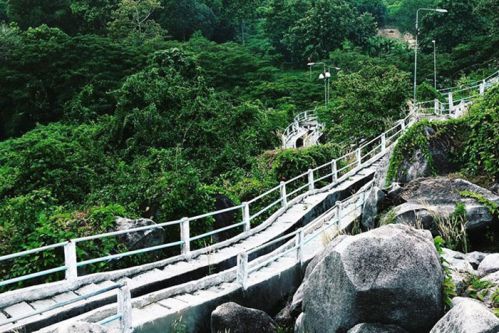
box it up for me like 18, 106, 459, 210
237, 180, 374, 290
0, 70, 496, 295
281, 109, 324, 149
415, 70, 498, 117
0, 282, 132, 332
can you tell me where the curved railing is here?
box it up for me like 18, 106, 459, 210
281, 109, 324, 149
0, 70, 497, 295
414, 70, 499, 116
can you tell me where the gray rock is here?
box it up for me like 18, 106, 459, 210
387, 177, 499, 232
274, 284, 304, 328
289, 283, 303, 317
466, 251, 488, 270
347, 323, 409, 333
490, 183, 499, 195
300, 224, 443, 333
115, 217, 165, 250
482, 271, 499, 285
56, 322, 110, 333
392, 125, 459, 184
294, 313, 305, 333
442, 248, 475, 294
430, 297, 499, 333
361, 186, 386, 230
210, 302, 277, 333
387, 202, 453, 235
398, 178, 498, 207
478, 254, 499, 277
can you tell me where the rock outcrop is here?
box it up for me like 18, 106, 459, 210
210, 302, 277, 333
429, 297, 499, 333
391, 125, 459, 184
382, 177, 498, 232
114, 217, 165, 250
297, 224, 443, 333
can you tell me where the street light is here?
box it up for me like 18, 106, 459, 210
432, 40, 437, 89
414, 8, 448, 102
320, 66, 340, 109
308, 61, 340, 108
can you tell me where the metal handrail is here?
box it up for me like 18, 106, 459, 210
0, 282, 131, 332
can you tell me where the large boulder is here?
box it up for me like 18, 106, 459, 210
347, 323, 408, 333
299, 224, 443, 333
478, 253, 499, 277
386, 177, 499, 232
210, 302, 277, 333
114, 217, 165, 250
391, 125, 459, 184
429, 297, 499, 333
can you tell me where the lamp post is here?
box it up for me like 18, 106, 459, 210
308, 62, 340, 109
414, 8, 447, 103
319, 70, 330, 109
432, 39, 437, 89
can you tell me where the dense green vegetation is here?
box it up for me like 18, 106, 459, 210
0, 0, 497, 286
387, 85, 499, 186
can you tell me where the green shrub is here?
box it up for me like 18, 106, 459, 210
434, 236, 457, 310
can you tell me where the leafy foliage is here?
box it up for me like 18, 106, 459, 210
434, 236, 457, 311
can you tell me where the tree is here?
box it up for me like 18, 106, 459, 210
108, 0, 164, 43
322, 64, 410, 142
263, 0, 308, 60
354, 0, 387, 26
420, 0, 488, 53
112, 48, 275, 176
0, 25, 144, 138
282, 0, 376, 64
158, 0, 217, 40
0, 0, 7, 22
70, 0, 119, 33
6, 0, 74, 31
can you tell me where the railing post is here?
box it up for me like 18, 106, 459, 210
331, 160, 338, 183
448, 92, 454, 111
338, 202, 343, 220
180, 218, 191, 259
308, 169, 315, 192
64, 240, 78, 283
400, 119, 406, 131
381, 133, 386, 153
242, 202, 251, 232
480, 80, 485, 95
118, 282, 133, 333
296, 228, 304, 263
237, 252, 248, 290
356, 148, 362, 167
279, 182, 288, 208
434, 99, 440, 115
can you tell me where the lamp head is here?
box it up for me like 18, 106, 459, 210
307, 62, 315, 66
325, 72, 331, 78
436, 8, 448, 13
319, 73, 325, 80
